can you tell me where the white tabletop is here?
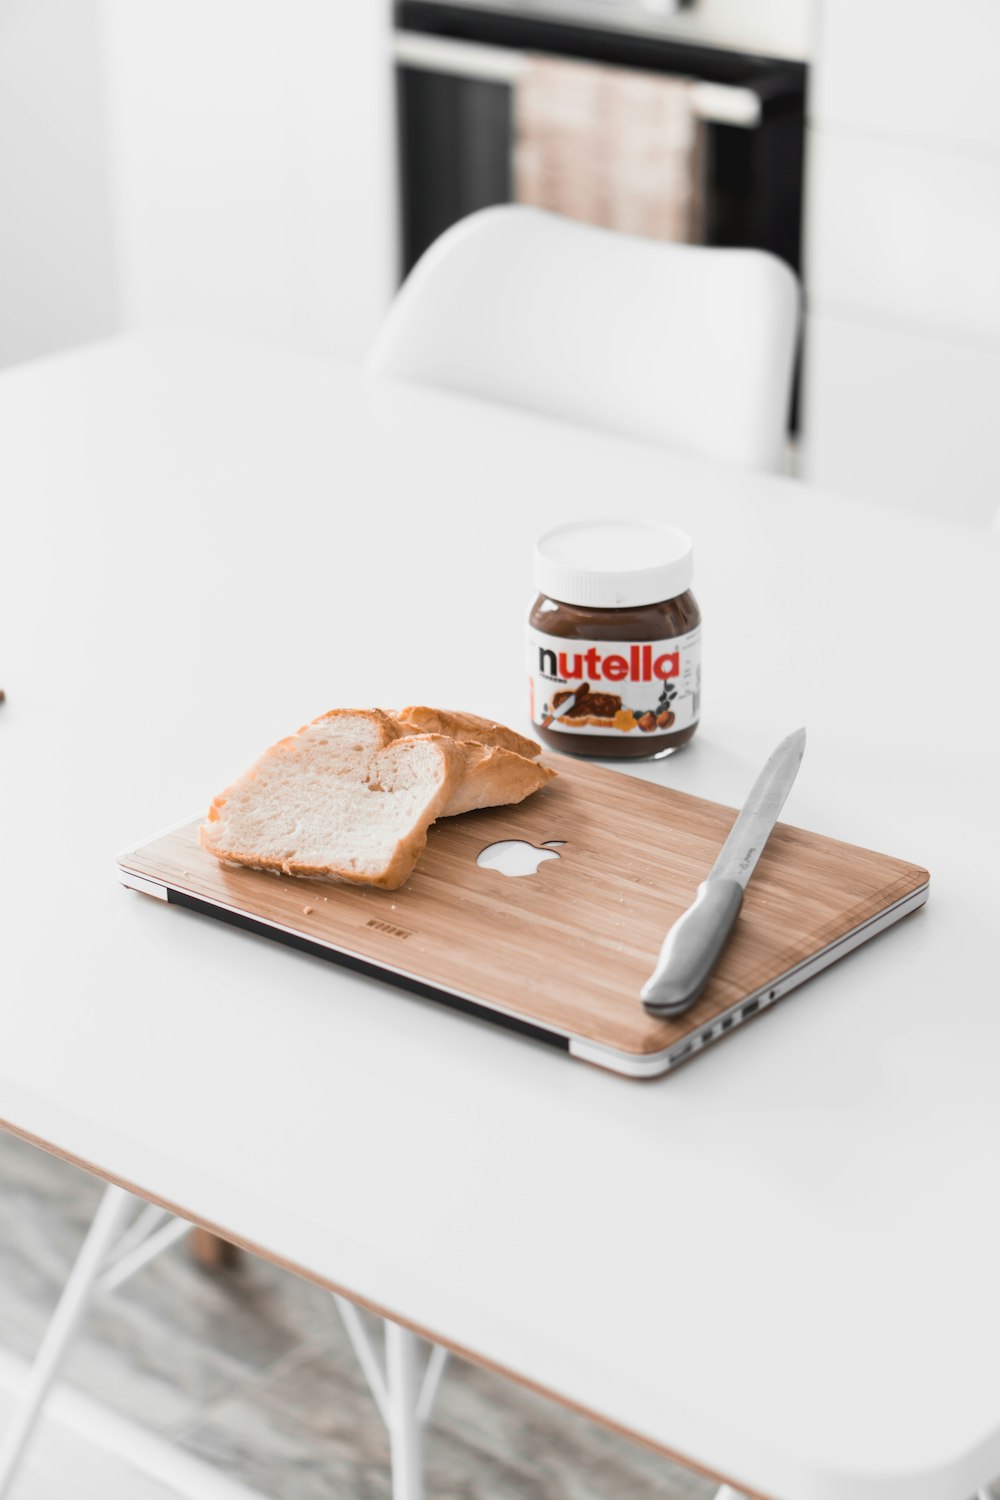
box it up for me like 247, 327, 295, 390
1, 333, 998, 1500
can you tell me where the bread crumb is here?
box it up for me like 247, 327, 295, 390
303, 905, 314, 915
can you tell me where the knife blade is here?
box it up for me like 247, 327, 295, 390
640, 727, 807, 1018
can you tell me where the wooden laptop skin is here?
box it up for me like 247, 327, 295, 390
117, 755, 929, 1068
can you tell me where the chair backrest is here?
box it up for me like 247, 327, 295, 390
367, 206, 800, 473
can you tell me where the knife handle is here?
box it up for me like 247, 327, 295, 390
640, 878, 744, 1017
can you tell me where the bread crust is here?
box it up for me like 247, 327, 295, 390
394, 707, 554, 816
441, 743, 556, 817
395, 706, 541, 760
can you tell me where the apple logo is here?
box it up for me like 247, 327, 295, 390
476, 839, 566, 878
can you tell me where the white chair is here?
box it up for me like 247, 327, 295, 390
368, 205, 800, 473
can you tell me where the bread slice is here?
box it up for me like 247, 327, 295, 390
199, 709, 463, 890
395, 706, 541, 760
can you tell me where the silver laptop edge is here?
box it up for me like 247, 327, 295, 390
117, 858, 928, 1080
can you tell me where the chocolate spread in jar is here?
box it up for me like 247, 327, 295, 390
527, 521, 702, 761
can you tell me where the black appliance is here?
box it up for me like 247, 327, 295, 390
393, 0, 806, 284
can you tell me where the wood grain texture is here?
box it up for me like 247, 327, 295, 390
119, 755, 929, 1058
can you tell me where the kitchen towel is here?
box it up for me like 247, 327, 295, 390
514, 56, 705, 243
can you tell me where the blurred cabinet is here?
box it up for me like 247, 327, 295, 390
811, 0, 1000, 149
804, 314, 1000, 525
808, 132, 1000, 341
802, 0, 1000, 522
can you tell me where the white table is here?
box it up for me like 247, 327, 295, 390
1, 332, 998, 1500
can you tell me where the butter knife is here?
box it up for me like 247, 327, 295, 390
640, 728, 807, 1018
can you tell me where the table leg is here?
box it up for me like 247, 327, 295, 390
385, 1321, 425, 1500
0, 1183, 194, 1499
0, 1184, 132, 1496
333, 1296, 449, 1500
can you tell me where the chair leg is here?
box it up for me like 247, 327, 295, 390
188, 1227, 239, 1270
0, 1184, 133, 1497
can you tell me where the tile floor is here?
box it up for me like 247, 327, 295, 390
0, 1129, 714, 1500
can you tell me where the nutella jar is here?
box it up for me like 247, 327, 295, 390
527, 520, 701, 760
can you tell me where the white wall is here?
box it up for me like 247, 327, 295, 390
100, 0, 396, 361
802, 0, 1000, 525
0, 0, 119, 367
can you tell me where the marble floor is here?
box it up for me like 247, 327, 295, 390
0, 1129, 717, 1500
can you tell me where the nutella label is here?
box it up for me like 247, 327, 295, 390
526, 625, 701, 738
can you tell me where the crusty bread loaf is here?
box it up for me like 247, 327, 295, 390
395, 708, 553, 814
395, 707, 541, 760
199, 709, 464, 890
200, 706, 555, 890
441, 742, 555, 817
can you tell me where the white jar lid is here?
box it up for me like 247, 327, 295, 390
534, 520, 694, 609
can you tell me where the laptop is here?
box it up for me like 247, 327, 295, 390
117, 755, 929, 1078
